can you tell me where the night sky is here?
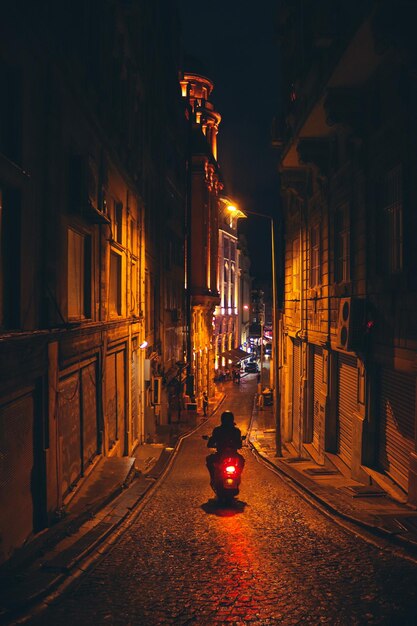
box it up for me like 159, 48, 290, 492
178, 0, 282, 282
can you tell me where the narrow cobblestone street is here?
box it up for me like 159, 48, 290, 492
27, 376, 417, 625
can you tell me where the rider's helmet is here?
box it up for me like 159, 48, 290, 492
221, 411, 235, 427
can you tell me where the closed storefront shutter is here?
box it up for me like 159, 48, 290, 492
58, 373, 82, 496
106, 349, 126, 453
116, 350, 125, 451
59, 360, 99, 497
0, 391, 35, 560
337, 353, 358, 468
313, 346, 323, 452
106, 353, 117, 449
81, 363, 98, 467
292, 339, 301, 448
131, 349, 139, 443
378, 368, 415, 492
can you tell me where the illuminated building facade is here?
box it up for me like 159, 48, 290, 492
238, 234, 252, 350
277, 1, 417, 504
213, 198, 243, 374
180, 66, 222, 404
0, 2, 185, 562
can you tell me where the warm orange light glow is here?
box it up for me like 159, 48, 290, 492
227, 204, 247, 219
180, 81, 188, 97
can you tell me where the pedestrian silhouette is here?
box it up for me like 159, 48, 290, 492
203, 391, 209, 417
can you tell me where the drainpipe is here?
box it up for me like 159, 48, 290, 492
295, 192, 305, 457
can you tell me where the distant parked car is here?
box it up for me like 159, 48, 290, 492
245, 362, 259, 373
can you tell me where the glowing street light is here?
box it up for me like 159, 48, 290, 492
227, 203, 282, 456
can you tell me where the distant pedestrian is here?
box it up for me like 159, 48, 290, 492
203, 391, 209, 417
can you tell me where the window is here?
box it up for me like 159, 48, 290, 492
292, 238, 300, 292
231, 263, 235, 308
377, 165, 403, 275
0, 187, 21, 328
130, 218, 137, 257
334, 204, 350, 283
68, 228, 91, 320
145, 270, 150, 333
130, 261, 137, 314
0, 64, 21, 164
230, 241, 236, 261
310, 224, 320, 287
145, 270, 154, 333
224, 260, 229, 283
109, 251, 122, 316
111, 200, 123, 244
223, 237, 229, 259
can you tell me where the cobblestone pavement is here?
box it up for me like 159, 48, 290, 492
27, 377, 417, 625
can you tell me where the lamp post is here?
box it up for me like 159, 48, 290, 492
227, 205, 282, 456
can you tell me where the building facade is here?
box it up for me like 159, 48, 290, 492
238, 234, 252, 351
277, 0, 417, 504
213, 197, 244, 375
180, 66, 222, 405
0, 1, 185, 562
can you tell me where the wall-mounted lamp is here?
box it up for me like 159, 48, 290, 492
139, 341, 148, 349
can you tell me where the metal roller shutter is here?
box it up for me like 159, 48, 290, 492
0, 392, 35, 557
378, 368, 415, 492
105, 349, 126, 453
58, 373, 82, 496
116, 350, 126, 451
337, 353, 358, 468
131, 349, 139, 443
292, 339, 301, 448
106, 353, 117, 449
81, 363, 98, 468
313, 346, 323, 452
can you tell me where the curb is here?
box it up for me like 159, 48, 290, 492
247, 430, 417, 560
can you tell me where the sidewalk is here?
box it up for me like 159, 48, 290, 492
249, 400, 417, 553
0, 390, 225, 625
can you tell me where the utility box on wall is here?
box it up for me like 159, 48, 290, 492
152, 376, 161, 405
144, 359, 151, 382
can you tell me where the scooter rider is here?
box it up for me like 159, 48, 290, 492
206, 410, 245, 482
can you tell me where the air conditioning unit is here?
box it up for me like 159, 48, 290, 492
336, 297, 365, 351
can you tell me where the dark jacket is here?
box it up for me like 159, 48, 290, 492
207, 425, 242, 452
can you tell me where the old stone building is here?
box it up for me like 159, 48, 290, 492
180, 65, 222, 406
0, 0, 185, 562
213, 197, 246, 376
277, 0, 417, 504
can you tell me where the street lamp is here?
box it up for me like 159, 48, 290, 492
227, 204, 282, 456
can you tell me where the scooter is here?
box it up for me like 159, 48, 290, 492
203, 435, 246, 504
